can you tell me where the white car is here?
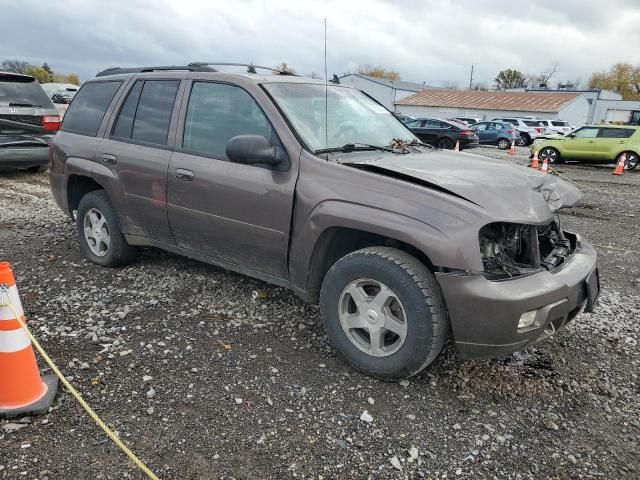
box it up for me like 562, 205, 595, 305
535, 119, 574, 136
491, 117, 545, 146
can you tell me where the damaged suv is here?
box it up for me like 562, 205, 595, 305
49, 64, 599, 379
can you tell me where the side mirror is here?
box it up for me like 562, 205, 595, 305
226, 135, 284, 167
566, 133, 575, 138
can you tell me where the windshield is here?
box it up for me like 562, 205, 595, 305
264, 83, 417, 152
0, 75, 54, 108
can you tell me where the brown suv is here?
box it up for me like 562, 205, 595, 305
49, 64, 599, 380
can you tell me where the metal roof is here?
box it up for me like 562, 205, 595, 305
395, 90, 582, 113
339, 73, 438, 92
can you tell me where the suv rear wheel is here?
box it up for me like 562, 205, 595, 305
518, 133, 531, 147
320, 247, 448, 380
76, 190, 137, 267
497, 138, 511, 150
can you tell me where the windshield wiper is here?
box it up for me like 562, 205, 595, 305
8, 102, 42, 108
315, 143, 398, 154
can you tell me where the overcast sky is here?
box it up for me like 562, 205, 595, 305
3, 0, 640, 87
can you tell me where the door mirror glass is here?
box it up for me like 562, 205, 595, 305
226, 135, 283, 166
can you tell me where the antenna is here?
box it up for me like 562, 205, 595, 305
324, 17, 329, 152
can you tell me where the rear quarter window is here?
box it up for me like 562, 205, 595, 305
62, 81, 122, 136
523, 120, 543, 127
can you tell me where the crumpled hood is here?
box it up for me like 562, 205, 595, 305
344, 150, 581, 224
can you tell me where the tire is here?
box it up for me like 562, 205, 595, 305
76, 190, 137, 267
497, 138, 511, 150
320, 246, 449, 380
539, 146, 561, 164
437, 137, 454, 149
618, 151, 639, 171
518, 134, 531, 147
26, 164, 47, 173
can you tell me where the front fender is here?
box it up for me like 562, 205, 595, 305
288, 199, 483, 293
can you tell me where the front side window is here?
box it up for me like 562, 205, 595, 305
264, 83, 416, 151
573, 127, 599, 138
474, 123, 488, 131
62, 81, 122, 136
405, 120, 422, 128
182, 82, 274, 158
112, 80, 179, 145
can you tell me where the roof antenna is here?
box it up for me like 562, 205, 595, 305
324, 17, 329, 153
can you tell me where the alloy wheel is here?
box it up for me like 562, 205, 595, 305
338, 278, 408, 357
83, 208, 111, 257
539, 147, 559, 164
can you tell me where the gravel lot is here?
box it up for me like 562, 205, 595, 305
1, 146, 639, 479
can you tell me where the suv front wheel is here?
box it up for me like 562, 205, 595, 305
320, 247, 448, 380
76, 190, 137, 267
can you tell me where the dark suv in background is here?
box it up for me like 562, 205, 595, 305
49, 64, 598, 380
0, 72, 61, 172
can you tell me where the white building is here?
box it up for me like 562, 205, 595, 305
507, 88, 640, 124
339, 74, 439, 111
395, 90, 590, 126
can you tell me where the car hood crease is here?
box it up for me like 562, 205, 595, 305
343, 150, 582, 223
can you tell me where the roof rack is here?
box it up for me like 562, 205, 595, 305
188, 62, 298, 76
95, 65, 218, 77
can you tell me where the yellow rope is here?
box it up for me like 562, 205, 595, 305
1, 301, 160, 480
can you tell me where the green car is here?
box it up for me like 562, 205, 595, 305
530, 125, 639, 170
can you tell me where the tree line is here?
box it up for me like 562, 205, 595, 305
494, 63, 640, 100
2, 59, 80, 85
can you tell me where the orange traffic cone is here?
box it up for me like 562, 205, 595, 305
508, 140, 516, 156
0, 262, 57, 418
541, 158, 549, 174
530, 151, 539, 169
454, 140, 460, 152
612, 153, 626, 175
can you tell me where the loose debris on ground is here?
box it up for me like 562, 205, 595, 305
0, 146, 639, 479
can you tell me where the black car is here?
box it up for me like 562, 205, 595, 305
405, 118, 479, 149
0, 72, 60, 172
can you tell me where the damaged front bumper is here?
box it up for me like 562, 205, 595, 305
436, 233, 599, 359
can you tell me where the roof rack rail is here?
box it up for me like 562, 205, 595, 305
188, 62, 299, 76
95, 65, 218, 77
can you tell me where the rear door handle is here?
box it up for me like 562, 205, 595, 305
102, 153, 117, 164
175, 168, 195, 181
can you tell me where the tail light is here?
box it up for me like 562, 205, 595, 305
506, 130, 514, 134
459, 130, 473, 137
42, 115, 61, 132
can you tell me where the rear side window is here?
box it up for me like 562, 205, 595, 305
0, 74, 54, 108
182, 82, 274, 159
598, 128, 634, 139
111, 80, 179, 145
551, 121, 569, 126
62, 81, 122, 136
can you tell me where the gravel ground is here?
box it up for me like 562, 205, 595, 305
1, 146, 639, 480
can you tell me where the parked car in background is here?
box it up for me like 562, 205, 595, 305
454, 117, 480, 125
393, 112, 414, 124
492, 117, 544, 146
471, 121, 520, 150
406, 117, 479, 149
0, 71, 60, 172
51, 90, 74, 104
531, 125, 639, 170
535, 119, 574, 136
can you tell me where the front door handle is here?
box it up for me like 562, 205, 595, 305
102, 153, 117, 164
175, 168, 195, 181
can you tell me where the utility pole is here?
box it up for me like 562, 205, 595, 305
469, 64, 474, 90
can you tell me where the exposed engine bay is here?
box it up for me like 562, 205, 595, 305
479, 220, 575, 279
